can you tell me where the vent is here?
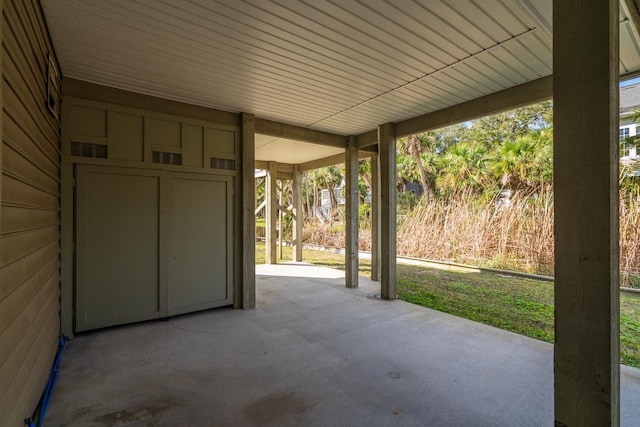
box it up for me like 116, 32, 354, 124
71, 141, 107, 158
153, 151, 182, 165
210, 157, 235, 171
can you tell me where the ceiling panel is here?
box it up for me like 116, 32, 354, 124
255, 135, 343, 164
42, 0, 640, 161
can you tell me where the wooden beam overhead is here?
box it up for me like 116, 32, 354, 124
355, 129, 378, 149
299, 150, 373, 172
355, 76, 552, 148
299, 153, 345, 171
255, 118, 347, 148
396, 76, 552, 138
64, 78, 241, 126
255, 160, 295, 175
623, 0, 640, 44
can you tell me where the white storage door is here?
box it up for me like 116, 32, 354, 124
75, 166, 165, 331
167, 173, 233, 316
75, 166, 233, 331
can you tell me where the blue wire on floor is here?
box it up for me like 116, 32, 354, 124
25, 335, 67, 427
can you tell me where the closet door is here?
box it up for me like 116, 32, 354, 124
75, 166, 166, 331
167, 173, 233, 316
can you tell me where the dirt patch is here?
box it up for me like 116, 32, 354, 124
243, 391, 308, 425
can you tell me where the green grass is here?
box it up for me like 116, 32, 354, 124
255, 243, 640, 368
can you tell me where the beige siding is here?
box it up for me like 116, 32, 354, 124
0, 0, 62, 425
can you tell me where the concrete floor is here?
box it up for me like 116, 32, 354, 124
47, 263, 640, 426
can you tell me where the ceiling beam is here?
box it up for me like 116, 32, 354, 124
64, 77, 241, 127
394, 76, 552, 138
255, 118, 347, 149
355, 75, 552, 148
255, 160, 295, 180
623, 0, 640, 44
299, 150, 373, 172
356, 130, 378, 149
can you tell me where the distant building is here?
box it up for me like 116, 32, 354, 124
620, 83, 640, 177
619, 83, 640, 165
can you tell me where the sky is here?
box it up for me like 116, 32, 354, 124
621, 76, 640, 87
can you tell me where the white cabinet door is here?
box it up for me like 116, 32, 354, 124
75, 165, 166, 331
167, 173, 233, 316
75, 166, 233, 332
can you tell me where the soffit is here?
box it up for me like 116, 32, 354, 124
42, 0, 640, 143
255, 134, 343, 164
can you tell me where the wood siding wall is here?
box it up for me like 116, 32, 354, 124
0, 0, 61, 425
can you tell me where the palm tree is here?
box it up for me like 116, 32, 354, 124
437, 142, 493, 194
493, 131, 552, 192
398, 132, 441, 200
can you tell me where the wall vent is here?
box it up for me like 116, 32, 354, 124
71, 141, 107, 158
153, 151, 182, 165
210, 157, 235, 171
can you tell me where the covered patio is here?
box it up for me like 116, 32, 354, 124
1, 0, 638, 425
46, 264, 640, 426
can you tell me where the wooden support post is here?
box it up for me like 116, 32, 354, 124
278, 180, 283, 259
345, 136, 359, 288
378, 124, 396, 299
265, 162, 278, 264
292, 165, 303, 262
370, 152, 381, 282
0, 0, 2, 257
554, 1, 620, 425
238, 113, 256, 308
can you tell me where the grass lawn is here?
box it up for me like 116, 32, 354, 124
256, 243, 640, 368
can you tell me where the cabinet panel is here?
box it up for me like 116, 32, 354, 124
75, 166, 233, 331
75, 166, 165, 331
168, 174, 233, 315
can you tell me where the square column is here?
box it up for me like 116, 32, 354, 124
292, 165, 303, 262
554, 1, 620, 425
237, 113, 256, 308
378, 123, 396, 299
345, 136, 359, 288
370, 152, 381, 282
265, 161, 278, 264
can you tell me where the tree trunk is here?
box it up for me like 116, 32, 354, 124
413, 151, 431, 202
304, 171, 311, 217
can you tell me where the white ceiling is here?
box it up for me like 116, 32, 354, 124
42, 0, 640, 164
255, 134, 343, 164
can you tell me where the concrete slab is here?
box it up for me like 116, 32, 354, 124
46, 263, 640, 426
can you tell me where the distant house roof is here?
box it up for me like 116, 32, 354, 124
620, 83, 640, 116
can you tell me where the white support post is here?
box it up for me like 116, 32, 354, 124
292, 165, 303, 262
345, 136, 359, 288
370, 152, 381, 282
553, 1, 620, 425
265, 162, 278, 264
378, 123, 396, 299
238, 112, 256, 308
278, 180, 283, 260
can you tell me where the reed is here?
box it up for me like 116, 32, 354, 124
303, 188, 640, 287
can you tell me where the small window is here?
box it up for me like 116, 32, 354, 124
210, 157, 235, 171
620, 127, 631, 140
153, 151, 182, 165
71, 141, 107, 158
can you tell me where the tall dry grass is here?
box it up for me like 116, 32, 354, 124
396, 189, 554, 275
621, 191, 640, 286
303, 188, 640, 287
